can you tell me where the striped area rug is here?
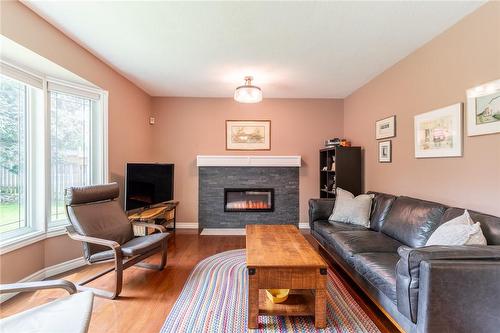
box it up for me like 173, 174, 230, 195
161, 249, 381, 333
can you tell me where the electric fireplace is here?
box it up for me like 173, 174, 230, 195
224, 188, 274, 212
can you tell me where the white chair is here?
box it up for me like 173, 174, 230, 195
0, 280, 94, 333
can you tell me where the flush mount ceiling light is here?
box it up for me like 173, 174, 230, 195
234, 76, 262, 103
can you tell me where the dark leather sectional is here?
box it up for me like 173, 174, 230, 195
309, 192, 500, 333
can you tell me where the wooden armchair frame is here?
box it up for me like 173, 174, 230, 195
66, 222, 168, 299
0, 279, 77, 295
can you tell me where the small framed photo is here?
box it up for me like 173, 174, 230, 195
375, 115, 396, 139
466, 79, 500, 136
226, 120, 271, 150
414, 103, 462, 158
378, 140, 392, 163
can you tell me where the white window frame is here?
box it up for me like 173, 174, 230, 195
0, 61, 108, 253
46, 77, 109, 233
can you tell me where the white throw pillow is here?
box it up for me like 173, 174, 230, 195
425, 210, 487, 246
328, 188, 374, 228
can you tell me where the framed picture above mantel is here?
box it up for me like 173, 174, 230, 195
226, 120, 271, 151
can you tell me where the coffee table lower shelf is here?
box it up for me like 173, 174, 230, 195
259, 289, 315, 317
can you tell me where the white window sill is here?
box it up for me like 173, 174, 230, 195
0, 227, 69, 255
46, 225, 69, 237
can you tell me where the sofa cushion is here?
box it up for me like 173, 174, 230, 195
328, 188, 374, 228
381, 196, 447, 247
313, 220, 367, 240
353, 252, 399, 303
327, 230, 403, 265
441, 208, 500, 245
426, 210, 487, 246
367, 191, 397, 231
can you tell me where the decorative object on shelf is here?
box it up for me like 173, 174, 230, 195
340, 139, 351, 147
466, 79, 500, 136
225, 120, 270, 150
234, 76, 262, 103
414, 103, 462, 158
330, 162, 336, 172
265, 289, 290, 304
375, 115, 396, 139
378, 140, 392, 163
324, 138, 341, 147
327, 178, 335, 191
322, 166, 328, 171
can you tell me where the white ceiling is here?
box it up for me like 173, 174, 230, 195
23, 1, 484, 98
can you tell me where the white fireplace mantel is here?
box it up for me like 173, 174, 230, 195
196, 155, 301, 167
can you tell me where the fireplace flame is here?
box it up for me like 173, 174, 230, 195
227, 200, 269, 210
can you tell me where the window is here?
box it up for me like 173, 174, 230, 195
0, 75, 28, 236
50, 91, 92, 224
0, 62, 107, 247
48, 83, 105, 229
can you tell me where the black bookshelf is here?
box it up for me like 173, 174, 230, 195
319, 146, 361, 198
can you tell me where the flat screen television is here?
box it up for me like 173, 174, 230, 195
125, 163, 174, 211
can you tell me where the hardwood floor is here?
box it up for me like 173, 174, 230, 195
0, 229, 398, 333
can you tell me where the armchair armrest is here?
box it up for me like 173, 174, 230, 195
396, 245, 500, 323
131, 221, 167, 233
308, 198, 335, 228
66, 226, 121, 250
66, 226, 122, 265
0, 279, 77, 295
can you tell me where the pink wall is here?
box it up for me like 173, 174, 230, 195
344, 2, 500, 216
151, 98, 344, 223
1, 0, 499, 285
0, 1, 153, 283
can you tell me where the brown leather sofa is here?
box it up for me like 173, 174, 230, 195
309, 192, 500, 333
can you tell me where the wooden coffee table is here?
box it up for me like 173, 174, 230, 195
246, 224, 327, 329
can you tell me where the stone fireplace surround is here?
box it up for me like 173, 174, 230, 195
197, 156, 300, 229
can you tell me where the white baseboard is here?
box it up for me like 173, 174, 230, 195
299, 223, 310, 229
0, 256, 86, 303
175, 222, 199, 229
179, 223, 309, 230
175, 222, 308, 230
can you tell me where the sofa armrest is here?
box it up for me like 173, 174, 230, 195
396, 245, 500, 323
417, 260, 500, 333
308, 198, 335, 229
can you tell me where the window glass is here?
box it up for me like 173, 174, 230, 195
50, 91, 92, 225
0, 75, 28, 235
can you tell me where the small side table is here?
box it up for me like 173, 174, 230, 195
128, 201, 179, 236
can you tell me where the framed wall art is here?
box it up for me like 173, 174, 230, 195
375, 115, 396, 139
378, 140, 392, 163
414, 103, 462, 158
466, 79, 500, 136
225, 120, 271, 150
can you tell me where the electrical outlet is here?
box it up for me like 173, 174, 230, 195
149, 117, 155, 125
